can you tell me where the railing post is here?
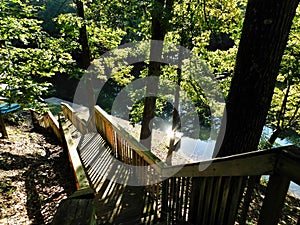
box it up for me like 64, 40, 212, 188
258, 173, 290, 225
161, 178, 169, 223
188, 177, 200, 223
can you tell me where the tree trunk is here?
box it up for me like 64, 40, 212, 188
268, 128, 282, 145
76, 0, 91, 69
75, 0, 95, 120
215, 0, 299, 157
166, 68, 181, 165
140, 0, 174, 150
212, 1, 298, 224
0, 114, 8, 139
166, 40, 184, 165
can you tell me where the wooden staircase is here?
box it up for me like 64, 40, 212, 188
44, 102, 300, 225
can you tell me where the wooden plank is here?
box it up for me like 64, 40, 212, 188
51, 198, 96, 225
218, 177, 232, 224
258, 173, 290, 225
177, 177, 186, 220
276, 146, 300, 185
31, 110, 47, 128
196, 177, 207, 225
189, 177, 200, 223
30, 110, 63, 142
51, 198, 77, 225
94, 106, 166, 171
70, 187, 95, 199
61, 115, 91, 190
161, 178, 169, 222
202, 177, 213, 224
226, 176, 244, 225
182, 178, 190, 220
46, 111, 63, 142
210, 176, 222, 224
170, 177, 176, 222
162, 149, 278, 178
62, 103, 87, 134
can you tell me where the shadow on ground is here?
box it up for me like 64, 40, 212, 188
0, 126, 76, 224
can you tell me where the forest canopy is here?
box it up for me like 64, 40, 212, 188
0, 0, 299, 148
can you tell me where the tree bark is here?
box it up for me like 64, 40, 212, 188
140, 0, 174, 150
166, 66, 181, 165
215, 0, 299, 157
268, 128, 282, 145
211, 1, 298, 224
75, 0, 95, 121
76, 0, 91, 69
166, 38, 184, 165
0, 114, 8, 139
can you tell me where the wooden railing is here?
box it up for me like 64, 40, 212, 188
31, 110, 63, 142
61, 103, 88, 135
50, 103, 96, 225
94, 105, 164, 197
159, 146, 300, 225
61, 103, 300, 225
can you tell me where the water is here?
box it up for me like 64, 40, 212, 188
261, 127, 300, 198
261, 126, 293, 146
174, 137, 216, 161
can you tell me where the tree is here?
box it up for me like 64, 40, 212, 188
139, 0, 242, 151
75, 0, 91, 69
0, 0, 75, 110
266, 6, 300, 145
162, 0, 244, 163
211, 1, 299, 224
87, 0, 149, 43
268, 80, 300, 145
139, 0, 174, 150
54, 5, 127, 69
215, 0, 299, 157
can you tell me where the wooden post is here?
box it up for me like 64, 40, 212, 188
0, 113, 8, 138
161, 179, 169, 222
258, 173, 290, 225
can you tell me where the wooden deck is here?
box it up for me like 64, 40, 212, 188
77, 132, 158, 224
37, 102, 300, 225
59, 104, 160, 224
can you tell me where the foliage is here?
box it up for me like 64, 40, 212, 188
47, 103, 62, 116
127, 0, 244, 131
267, 5, 300, 138
54, 0, 130, 63
35, 0, 76, 35
0, 0, 75, 111
87, 0, 149, 42
2, 0, 299, 143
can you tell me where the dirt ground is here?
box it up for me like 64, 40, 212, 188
0, 113, 75, 225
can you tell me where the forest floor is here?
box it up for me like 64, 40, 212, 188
236, 182, 300, 224
0, 112, 75, 225
1, 111, 300, 225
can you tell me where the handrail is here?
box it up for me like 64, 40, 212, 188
161, 147, 280, 177
94, 105, 166, 170
61, 103, 88, 134
61, 103, 300, 179
61, 103, 300, 225
275, 146, 300, 185
30, 110, 63, 143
